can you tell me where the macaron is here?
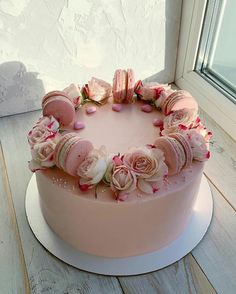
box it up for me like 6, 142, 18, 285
54, 133, 93, 176
161, 90, 198, 116
154, 136, 186, 175
42, 91, 75, 126
113, 69, 127, 103
169, 133, 193, 168
126, 68, 135, 103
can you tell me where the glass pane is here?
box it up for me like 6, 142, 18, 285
196, 0, 236, 103
208, 0, 236, 90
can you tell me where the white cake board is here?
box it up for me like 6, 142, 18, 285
25, 174, 213, 276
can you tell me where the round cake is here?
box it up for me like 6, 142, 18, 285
27, 69, 212, 258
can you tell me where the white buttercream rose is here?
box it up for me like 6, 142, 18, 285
123, 147, 168, 194
28, 116, 60, 147
110, 165, 137, 195
82, 77, 112, 104
186, 130, 210, 161
63, 83, 81, 107
31, 140, 57, 167
161, 108, 197, 136
77, 146, 109, 189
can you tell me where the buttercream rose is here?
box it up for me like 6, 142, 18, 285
82, 77, 112, 104
123, 147, 168, 194
28, 116, 60, 147
161, 108, 197, 136
77, 146, 109, 189
185, 130, 210, 161
135, 81, 171, 105
110, 165, 137, 195
31, 140, 57, 167
63, 83, 81, 107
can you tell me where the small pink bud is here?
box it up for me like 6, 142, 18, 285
117, 193, 128, 201
141, 104, 152, 113
153, 118, 163, 127
86, 106, 97, 114
74, 121, 85, 130
112, 104, 123, 112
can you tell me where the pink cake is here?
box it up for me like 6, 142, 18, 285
27, 70, 212, 258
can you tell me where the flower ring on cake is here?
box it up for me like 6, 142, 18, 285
27, 68, 212, 202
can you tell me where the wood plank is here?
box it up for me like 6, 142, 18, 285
0, 111, 123, 294
0, 142, 30, 293
199, 108, 236, 209
192, 180, 236, 294
118, 254, 216, 294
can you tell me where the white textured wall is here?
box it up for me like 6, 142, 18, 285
0, 0, 182, 117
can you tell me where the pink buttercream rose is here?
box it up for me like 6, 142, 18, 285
161, 108, 197, 136
63, 83, 81, 107
31, 140, 57, 167
77, 146, 109, 190
123, 147, 168, 194
110, 165, 137, 196
27, 116, 60, 147
82, 77, 112, 104
134, 81, 171, 104
185, 129, 210, 161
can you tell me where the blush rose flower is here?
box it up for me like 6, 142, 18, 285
77, 146, 109, 189
110, 165, 137, 195
123, 147, 168, 194
134, 80, 171, 104
31, 140, 58, 167
185, 129, 210, 161
63, 83, 81, 107
28, 116, 60, 147
161, 108, 197, 136
82, 77, 112, 104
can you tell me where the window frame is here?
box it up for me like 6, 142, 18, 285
175, 0, 236, 141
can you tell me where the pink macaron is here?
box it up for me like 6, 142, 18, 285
42, 91, 75, 126
113, 69, 127, 103
154, 136, 186, 175
54, 133, 93, 176
169, 133, 193, 168
161, 90, 198, 116
126, 68, 135, 103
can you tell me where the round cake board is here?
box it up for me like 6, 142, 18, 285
25, 174, 213, 276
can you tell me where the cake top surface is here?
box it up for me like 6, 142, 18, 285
27, 68, 212, 202
64, 100, 164, 154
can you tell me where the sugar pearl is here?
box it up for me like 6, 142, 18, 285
141, 104, 152, 113
86, 106, 97, 114
74, 121, 85, 130
153, 118, 163, 127
112, 104, 123, 112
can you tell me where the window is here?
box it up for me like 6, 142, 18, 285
175, 0, 236, 141
195, 0, 236, 104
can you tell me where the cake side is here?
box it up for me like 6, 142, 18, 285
36, 161, 204, 257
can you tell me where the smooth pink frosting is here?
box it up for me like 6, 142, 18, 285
36, 161, 204, 257
64, 100, 163, 154
36, 99, 205, 257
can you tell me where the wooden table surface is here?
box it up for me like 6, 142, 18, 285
0, 107, 235, 294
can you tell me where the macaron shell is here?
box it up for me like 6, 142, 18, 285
113, 69, 127, 103
54, 133, 76, 168
43, 96, 75, 126
154, 137, 179, 175
42, 90, 72, 107
65, 139, 93, 176
170, 133, 193, 168
126, 68, 135, 103
171, 97, 198, 114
